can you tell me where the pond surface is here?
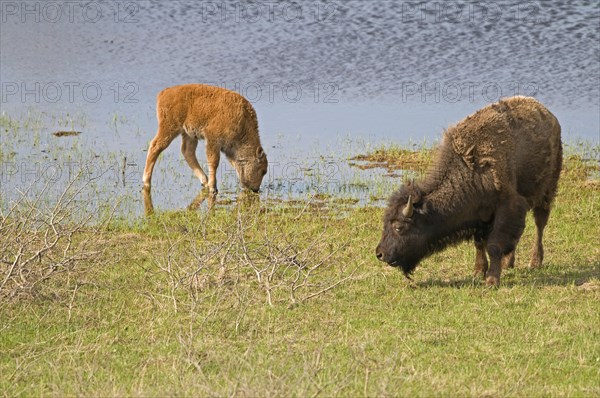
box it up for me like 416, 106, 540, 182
1, 0, 598, 215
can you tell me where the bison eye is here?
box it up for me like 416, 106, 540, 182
392, 222, 402, 233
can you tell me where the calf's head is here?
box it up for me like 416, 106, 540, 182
375, 185, 432, 277
236, 146, 268, 192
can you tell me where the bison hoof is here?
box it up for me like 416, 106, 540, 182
501, 261, 513, 269
473, 270, 486, 279
485, 275, 500, 287
528, 259, 542, 268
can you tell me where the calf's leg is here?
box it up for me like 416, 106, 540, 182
181, 134, 209, 187
143, 126, 179, 188
205, 142, 221, 194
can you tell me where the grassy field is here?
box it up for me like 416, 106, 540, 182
1, 144, 599, 397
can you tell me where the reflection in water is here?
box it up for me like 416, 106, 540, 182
143, 186, 216, 215
143, 185, 262, 215
187, 189, 217, 212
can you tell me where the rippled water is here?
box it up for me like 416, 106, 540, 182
1, 0, 598, 214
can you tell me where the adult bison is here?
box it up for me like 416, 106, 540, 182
143, 84, 268, 195
375, 96, 562, 286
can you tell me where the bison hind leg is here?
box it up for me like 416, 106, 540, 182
473, 236, 488, 278
529, 206, 550, 268
501, 251, 515, 269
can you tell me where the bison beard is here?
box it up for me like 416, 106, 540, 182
376, 96, 562, 287
378, 183, 489, 278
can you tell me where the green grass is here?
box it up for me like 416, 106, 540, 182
349, 143, 434, 175
1, 146, 599, 397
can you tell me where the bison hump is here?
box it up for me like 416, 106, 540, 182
447, 114, 514, 191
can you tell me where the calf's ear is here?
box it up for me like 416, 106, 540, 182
256, 146, 265, 159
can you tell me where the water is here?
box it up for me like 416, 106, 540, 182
1, 0, 598, 215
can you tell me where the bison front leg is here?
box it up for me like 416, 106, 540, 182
485, 195, 528, 286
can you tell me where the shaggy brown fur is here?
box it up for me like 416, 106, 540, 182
376, 96, 562, 286
143, 84, 268, 197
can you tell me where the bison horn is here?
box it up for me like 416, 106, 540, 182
465, 145, 475, 156
402, 195, 414, 218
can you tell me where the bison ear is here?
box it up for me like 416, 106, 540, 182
256, 146, 265, 159
417, 198, 431, 215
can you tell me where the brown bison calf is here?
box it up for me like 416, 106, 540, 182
143, 84, 268, 196
376, 96, 562, 286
